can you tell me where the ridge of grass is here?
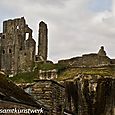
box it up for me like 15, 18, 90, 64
57, 67, 113, 81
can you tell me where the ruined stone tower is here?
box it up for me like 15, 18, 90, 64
0, 17, 48, 75
38, 21, 48, 61
98, 46, 106, 56
0, 17, 36, 75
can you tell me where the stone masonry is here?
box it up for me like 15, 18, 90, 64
0, 17, 48, 75
39, 69, 57, 80
58, 46, 111, 67
22, 80, 65, 115
38, 21, 48, 61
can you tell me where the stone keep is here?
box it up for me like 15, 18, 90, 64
0, 17, 36, 75
0, 17, 48, 75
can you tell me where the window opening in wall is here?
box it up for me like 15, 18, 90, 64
9, 49, 12, 53
26, 33, 29, 40
2, 35, 5, 39
35, 57, 38, 61
17, 26, 19, 29
3, 49, 5, 54
20, 47, 22, 51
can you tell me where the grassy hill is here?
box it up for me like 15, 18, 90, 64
8, 62, 115, 83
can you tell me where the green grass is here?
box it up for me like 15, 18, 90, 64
9, 71, 37, 83
9, 62, 56, 83
8, 62, 61, 83
37, 62, 56, 70
57, 67, 113, 81
9, 62, 114, 83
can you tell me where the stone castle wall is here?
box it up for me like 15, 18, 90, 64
0, 17, 48, 75
0, 17, 36, 75
58, 47, 111, 67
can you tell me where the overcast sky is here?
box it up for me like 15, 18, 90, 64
0, 0, 114, 62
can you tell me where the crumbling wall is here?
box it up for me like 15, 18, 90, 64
82, 54, 111, 66
58, 48, 111, 67
39, 69, 57, 80
65, 75, 115, 115
38, 21, 48, 61
0, 17, 36, 75
29, 80, 65, 115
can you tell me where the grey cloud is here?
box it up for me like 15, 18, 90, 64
27, 0, 69, 7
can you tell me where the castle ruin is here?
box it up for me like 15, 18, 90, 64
38, 21, 48, 61
0, 17, 115, 115
0, 17, 48, 75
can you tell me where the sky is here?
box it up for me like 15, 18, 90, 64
0, 0, 114, 62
